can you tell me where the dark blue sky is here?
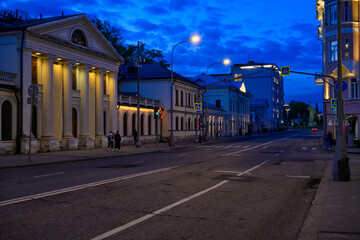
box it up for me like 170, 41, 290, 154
2, 0, 324, 109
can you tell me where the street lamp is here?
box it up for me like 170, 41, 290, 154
204, 59, 230, 141
169, 35, 200, 147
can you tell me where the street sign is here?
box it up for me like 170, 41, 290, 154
281, 66, 290, 76
335, 81, 348, 92
28, 84, 39, 97
332, 64, 350, 78
330, 98, 337, 108
194, 103, 202, 113
328, 119, 338, 126
333, 108, 337, 115
27, 97, 38, 105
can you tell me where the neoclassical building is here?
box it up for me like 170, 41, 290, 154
0, 12, 122, 154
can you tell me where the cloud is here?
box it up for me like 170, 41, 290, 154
143, 6, 169, 15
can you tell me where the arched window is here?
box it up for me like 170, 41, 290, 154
123, 113, 128, 136
188, 118, 191, 130
176, 117, 179, 131
72, 108, 78, 138
148, 115, 152, 135
32, 105, 37, 138
1, 101, 12, 140
181, 117, 184, 130
71, 29, 87, 47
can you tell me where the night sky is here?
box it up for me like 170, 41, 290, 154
1, 0, 323, 109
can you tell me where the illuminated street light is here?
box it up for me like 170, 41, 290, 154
169, 35, 200, 147
204, 59, 231, 141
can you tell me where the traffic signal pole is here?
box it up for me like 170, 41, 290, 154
333, 0, 350, 181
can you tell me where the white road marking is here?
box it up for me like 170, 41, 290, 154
222, 133, 301, 157
32, 172, 64, 178
0, 166, 178, 207
224, 145, 233, 148
177, 154, 187, 157
275, 153, 280, 156
312, 147, 317, 151
302, 147, 307, 150
243, 145, 250, 148
234, 145, 242, 148
91, 160, 268, 240
286, 175, 311, 179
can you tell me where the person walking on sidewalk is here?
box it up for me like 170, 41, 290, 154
114, 131, 121, 151
107, 131, 114, 151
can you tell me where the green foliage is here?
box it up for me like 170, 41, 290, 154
92, 17, 169, 69
289, 100, 310, 124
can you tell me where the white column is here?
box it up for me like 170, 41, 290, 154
41, 55, 56, 138
78, 64, 93, 149
62, 60, 74, 137
109, 71, 118, 132
95, 69, 107, 148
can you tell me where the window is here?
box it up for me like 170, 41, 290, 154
330, 41, 337, 62
148, 115, 152, 135
181, 91, 183, 106
71, 29, 87, 47
123, 113, 128, 136
176, 117, 179, 130
351, 79, 359, 99
344, 2, 349, 22
1, 100, 12, 140
72, 67, 77, 90
345, 39, 350, 60
31, 57, 38, 84
216, 100, 221, 108
181, 117, 184, 130
330, 4, 337, 25
194, 94, 197, 104
141, 114, 144, 135
176, 90, 179, 105
188, 118, 191, 130
72, 108, 78, 138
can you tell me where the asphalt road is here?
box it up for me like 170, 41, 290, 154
0, 131, 331, 240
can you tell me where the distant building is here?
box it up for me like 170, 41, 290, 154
250, 98, 269, 133
189, 73, 251, 137
316, 0, 360, 144
210, 61, 284, 131
119, 62, 202, 142
0, 11, 122, 154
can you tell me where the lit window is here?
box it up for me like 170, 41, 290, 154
71, 30, 87, 47
330, 41, 337, 62
345, 39, 350, 60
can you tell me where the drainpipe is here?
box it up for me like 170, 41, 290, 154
16, 29, 25, 153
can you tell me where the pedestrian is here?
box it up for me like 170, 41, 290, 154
133, 128, 138, 145
325, 131, 330, 149
328, 131, 333, 148
115, 130, 121, 151
107, 131, 113, 151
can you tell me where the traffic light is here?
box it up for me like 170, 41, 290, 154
158, 107, 163, 119
154, 107, 159, 119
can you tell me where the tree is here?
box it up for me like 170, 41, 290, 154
92, 18, 169, 69
288, 100, 310, 125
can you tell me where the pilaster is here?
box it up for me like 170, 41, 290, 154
94, 69, 105, 148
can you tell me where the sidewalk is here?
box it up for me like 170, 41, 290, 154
298, 145, 360, 239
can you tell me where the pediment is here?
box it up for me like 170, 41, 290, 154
27, 15, 123, 62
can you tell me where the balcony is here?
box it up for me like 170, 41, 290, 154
0, 71, 16, 86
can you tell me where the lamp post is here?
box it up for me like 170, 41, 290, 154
169, 35, 200, 147
204, 59, 230, 141
333, 0, 350, 181
136, 41, 143, 148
